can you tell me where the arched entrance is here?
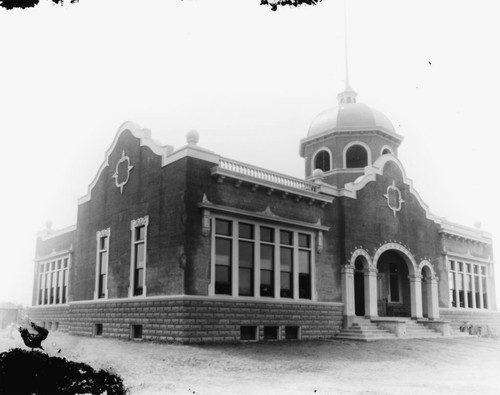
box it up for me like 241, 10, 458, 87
376, 250, 411, 317
354, 257, 365, 316
418, 261, 439, 319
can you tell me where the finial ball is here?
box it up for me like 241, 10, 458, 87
186, 130, 199, 145
312, 168, 325, 181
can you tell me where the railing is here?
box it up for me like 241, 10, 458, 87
218, 157, 320, 193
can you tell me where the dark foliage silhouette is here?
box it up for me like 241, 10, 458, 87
0, 348, 128, 394
0, 0, 78, 10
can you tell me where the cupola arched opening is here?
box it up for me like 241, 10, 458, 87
313, 149, 331, 172
345, 144, 368, 168
381, 146, 394, 156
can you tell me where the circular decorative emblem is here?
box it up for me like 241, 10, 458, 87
112, 150, 134, 194
384, 180, 404, 216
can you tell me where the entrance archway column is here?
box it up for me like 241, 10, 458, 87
409, 274, 423, 319
341, 264, 355, 328
364, 267, 378, 318
425, 277, 440, 319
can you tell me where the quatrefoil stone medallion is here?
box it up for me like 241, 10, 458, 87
112, 150, 134, 194
384, 180, 405, 216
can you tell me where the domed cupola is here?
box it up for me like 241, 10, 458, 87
300, 85, 404, 188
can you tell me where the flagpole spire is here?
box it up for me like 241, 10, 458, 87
337, 0, 358, 104
344, 0, 350, 90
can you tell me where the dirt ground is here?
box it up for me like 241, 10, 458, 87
1, 329, 499, 395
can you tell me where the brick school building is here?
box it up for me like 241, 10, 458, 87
29, 86, 498, 342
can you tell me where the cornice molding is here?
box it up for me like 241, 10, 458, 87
198, 200, 330, 232
35, 247, 73, 262
37, 224, 77, 241
300, 128, 404, 157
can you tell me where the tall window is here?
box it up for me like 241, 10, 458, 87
280, 230, 293, 298
345, 144, 368, 168
131, 216, 149, 297
238, 223, 254, 296
260, 227, 274, 297
37, 257, 69, 305
211, 218, 314, 300
215, 219, 232, 295
449, 259, 488, 309
96, 229, 110, 299
298, 234, 311, 299
313, 150, 331, 172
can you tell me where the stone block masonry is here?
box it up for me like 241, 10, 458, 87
29, 296, 344, 343
440, 308, 500, 332
26, 305, 70, 332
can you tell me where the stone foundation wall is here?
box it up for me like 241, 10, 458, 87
29, 297, 344, 343
439, 308, 500, 331
27, 306, 70, 332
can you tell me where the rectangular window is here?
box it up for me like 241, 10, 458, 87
131, 217, 148, 297
298, 233, 311, 299
94, 323, 103, 336
285, 326, 299, 340
238, 223, 254, 296
465, 274, 472, 308
449, 260, 489, 310
263, 326, 279, 340
96, 231, 109, 299
62, 268, 68, 304
475, 275, 481, 308
280, 245, 293, 298
131, 324, 143, 340
215, 219, 232, 295
37, 257, 69, 306
211, 219, 314, 301
260, 242, 274, 297
449, 271, 456, 307
240, 326, 257, 341
482, 277, 488, 309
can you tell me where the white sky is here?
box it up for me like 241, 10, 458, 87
0, 0, 499, 306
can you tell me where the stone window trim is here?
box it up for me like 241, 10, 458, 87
209, 215, 317, 301
129, 215, 149, 298
342, 141, 372, 169
447, 256, 489, 310
94, 228, 110, 300
311, 147, 333, 173
36, 254, 70, 306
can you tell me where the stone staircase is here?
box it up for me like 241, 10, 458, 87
404, 320, 442, 339
334, 317, 443, 341
334, 317, 397, 341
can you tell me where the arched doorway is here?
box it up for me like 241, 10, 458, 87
376, 250, 411, 317
354, 257, 365, 316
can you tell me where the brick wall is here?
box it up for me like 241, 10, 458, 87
439, 308, 500, 331
30, 297, 343, 343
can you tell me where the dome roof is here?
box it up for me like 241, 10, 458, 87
307, 102, 396, 137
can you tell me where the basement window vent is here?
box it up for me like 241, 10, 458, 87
240, 326, 257, 341
53, 322, 59, 331
94, 323, 103, 336
285, 326, 300, 340
263, 326, 279, 340
131, 324, 143, 340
